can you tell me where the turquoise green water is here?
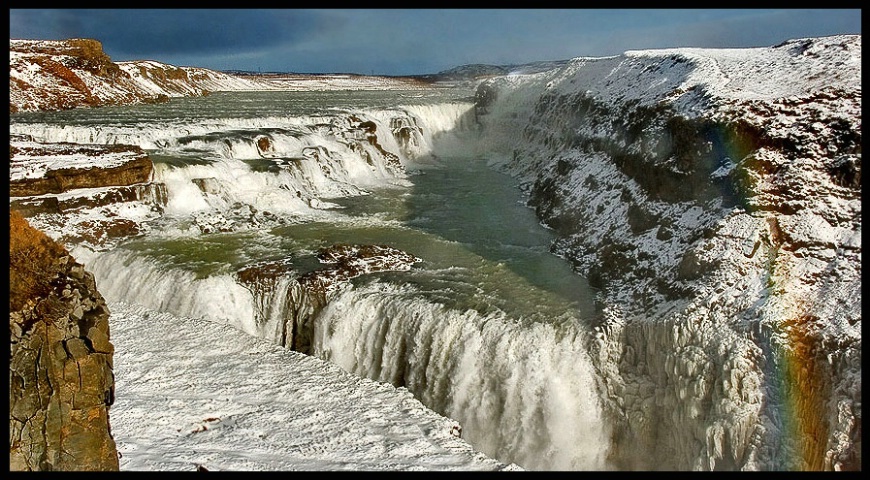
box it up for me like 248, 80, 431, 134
10, 89, 473, 124
13, 88, 597, 326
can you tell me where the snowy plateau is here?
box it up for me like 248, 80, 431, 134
8, 35, 861, 471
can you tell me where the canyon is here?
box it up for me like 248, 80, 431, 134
8, 35, 861, 471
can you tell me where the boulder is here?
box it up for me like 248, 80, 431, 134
299, 244, 422, 295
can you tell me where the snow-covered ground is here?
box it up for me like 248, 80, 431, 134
9, 34, 861, 471
260, 74, 433, 91
107, 302, 519, 471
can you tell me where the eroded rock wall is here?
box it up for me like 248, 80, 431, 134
476, 36, 861, 470
9, 209, 119, 471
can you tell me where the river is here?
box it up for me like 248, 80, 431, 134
10, 88, 610, 470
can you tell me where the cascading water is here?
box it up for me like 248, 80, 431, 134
10, 89, 612, 470
313, 283, 609, 470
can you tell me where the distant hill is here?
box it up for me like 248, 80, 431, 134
9, 38, 444, 113
414, 60, 572, 83
9, 38, 275, 113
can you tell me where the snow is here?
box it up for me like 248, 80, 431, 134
9, 140, 146, 181
9, 34, 861, 471
106, 302, 520, 471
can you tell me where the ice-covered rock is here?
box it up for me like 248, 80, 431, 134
475, 35, 861, 470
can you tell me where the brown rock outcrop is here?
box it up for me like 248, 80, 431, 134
9, 209, 119, 471
299, 244, 422, 295
10, 142, 153, 197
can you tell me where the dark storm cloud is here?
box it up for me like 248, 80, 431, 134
9, 9, 862, 76
10, 9, 332, 59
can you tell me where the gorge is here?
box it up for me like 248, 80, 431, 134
9, 35, 861, 471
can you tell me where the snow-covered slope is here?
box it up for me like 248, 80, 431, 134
9, 38, 278, 113
106, 302, 519, 471
115, 60, 276, 97
474, 35, 861, 470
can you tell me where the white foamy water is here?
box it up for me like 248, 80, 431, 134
15, 88, 609, 470
313, 282, 609, 470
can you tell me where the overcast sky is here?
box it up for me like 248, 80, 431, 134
9, 9, 862, 76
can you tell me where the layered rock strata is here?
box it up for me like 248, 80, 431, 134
237, 244, 421, 354
10, 141, 153, 196
9, 38, 274, 113
9, 209, 119, 471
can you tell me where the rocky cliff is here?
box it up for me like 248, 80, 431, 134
9, 209, 119, 471
475, 35, 861, 470
9, 38, 275, 113
10, 141, 153, 196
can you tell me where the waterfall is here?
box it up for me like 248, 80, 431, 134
11, 103, 476, 223
30, 93, 613, 471
74, 243, 612, 471
313, 281, 611, 470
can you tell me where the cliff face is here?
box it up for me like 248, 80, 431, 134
9, 38, 274, 113
476, 35, 861, 470
9, 138, 167, 251
10, 141, 153, 197
9, 209, 119, 471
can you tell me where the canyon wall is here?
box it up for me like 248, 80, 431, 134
9, 209, 119, 471
475, 35, 861, 470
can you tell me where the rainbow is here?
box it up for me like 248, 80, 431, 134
756, 219, 831, 471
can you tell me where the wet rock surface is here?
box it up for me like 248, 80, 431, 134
299, 244, 422, 295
